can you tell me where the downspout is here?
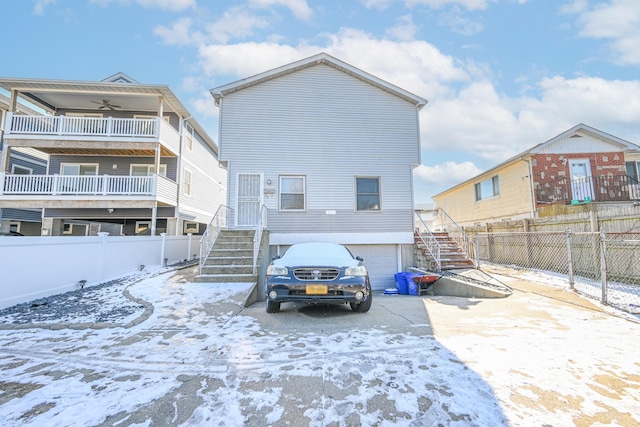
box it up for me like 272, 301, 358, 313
176, 116, 190, 235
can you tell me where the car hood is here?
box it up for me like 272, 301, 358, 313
272, 255, 360, 268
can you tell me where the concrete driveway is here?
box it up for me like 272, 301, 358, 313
1, 266, 639, 426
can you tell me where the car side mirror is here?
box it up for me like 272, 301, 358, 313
271, 255, 281, 261
356, 256, 363, 262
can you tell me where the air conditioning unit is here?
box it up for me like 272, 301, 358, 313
184, 222, 199, 233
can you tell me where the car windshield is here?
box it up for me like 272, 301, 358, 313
278, 242, 358, 267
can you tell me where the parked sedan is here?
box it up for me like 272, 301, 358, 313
265, 242, 372, 313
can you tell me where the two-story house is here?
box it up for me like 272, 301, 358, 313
0, 93, 48, 235
432, 123, 640, 228
0, 73, 226, 236
210, 53, 428, 290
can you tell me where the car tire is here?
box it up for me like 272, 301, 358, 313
266, 300, 280, 313
350, 293, 372, 313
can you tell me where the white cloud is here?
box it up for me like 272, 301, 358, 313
414, 161, 483, 185
406, 0, 496, 11
438, 7, 485, 35
90, 0, 196, 11
249, 0, 313, 20
385, 14, 420, 41
33, 0, 55, 15
154, 17, 202, 45
205, 7, 271, 44
569, 0, 640, 65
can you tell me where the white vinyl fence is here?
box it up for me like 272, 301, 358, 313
0, 233, 198, 310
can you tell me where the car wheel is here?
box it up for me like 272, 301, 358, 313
266, 300, 281, 313
350, 293, 372, 313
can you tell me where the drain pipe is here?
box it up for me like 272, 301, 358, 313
521, 156, 536, 218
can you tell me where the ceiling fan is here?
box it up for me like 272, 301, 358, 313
90, 99, 121, 110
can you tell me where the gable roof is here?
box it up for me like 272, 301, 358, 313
433, 123, 640, 199
210, 52, 428, 108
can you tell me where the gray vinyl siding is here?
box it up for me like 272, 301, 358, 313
1, 208, 41, 222
219, 64, 419, 234
48, 155, 178, 181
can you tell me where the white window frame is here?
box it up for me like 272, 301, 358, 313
184, 122, 194, 152
9, 222, 20, 233
355, 176, 381, 212
11, 164, 32, 175
183, 168, 192, 196
135, 221, 151, 234
63, 223, 73, 235
475, 175, 500, 201
130, 164, 167, 177
279, 175, 306, 211
184, 222, 199, 233
60, 163, 99, 175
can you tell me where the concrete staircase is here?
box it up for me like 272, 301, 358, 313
414, 231, 476, 271
195, 229, 258, 283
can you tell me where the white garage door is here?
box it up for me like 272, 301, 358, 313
346, 244, 399, 291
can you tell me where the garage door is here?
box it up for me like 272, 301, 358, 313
346, 244, 399, 291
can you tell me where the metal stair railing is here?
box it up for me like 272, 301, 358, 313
414, 211, 442, 271
253, 205, 268, 274
199, 205, 232, 275
434, 208, 479, 268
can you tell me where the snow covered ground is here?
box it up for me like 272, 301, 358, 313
0, 266, 639, 426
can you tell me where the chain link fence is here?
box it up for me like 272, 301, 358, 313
474, 230, 640, 315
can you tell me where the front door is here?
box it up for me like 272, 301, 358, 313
569, 159, 594, 201
236, 173, 262, 226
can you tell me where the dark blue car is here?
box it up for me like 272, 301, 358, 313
265, 242, 372, 313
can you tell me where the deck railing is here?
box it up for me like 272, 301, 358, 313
7, 114, 158, 138
535, 174, 640, 205
0, 173, 157, 195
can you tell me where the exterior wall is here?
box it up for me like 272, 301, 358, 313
532, 151, 626, 206
177, 127, 226, 227
47, 155, 178, 180
433, 161, 532, 227
219, 64, 420, 244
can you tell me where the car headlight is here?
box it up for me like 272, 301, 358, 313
267, 265, 288, 276
345, 265, 367, 276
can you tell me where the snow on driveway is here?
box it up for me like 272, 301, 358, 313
0, 267, 639, 426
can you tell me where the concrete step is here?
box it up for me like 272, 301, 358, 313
209, 248, 254, 257
200, 265, 254, 275
194, 273, 258, 283
203, 256, 253, 266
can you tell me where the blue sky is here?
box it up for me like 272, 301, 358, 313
4, 0, 640, 204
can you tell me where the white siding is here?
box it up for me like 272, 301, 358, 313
539, 132, 625, 154
219, 64, 420, 240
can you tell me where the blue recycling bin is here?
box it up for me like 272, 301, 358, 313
404, 273, 421, 296
394, 272, 409, 295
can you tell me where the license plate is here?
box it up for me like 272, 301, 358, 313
306, 284, 328, 295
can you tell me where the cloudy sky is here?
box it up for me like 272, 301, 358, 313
4, 0, 640, 203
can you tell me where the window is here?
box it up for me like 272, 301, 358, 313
130, 164, 167, 177
61, 164, 98, 175
184, 122, 194, 151
63, 223, 73, 235
12, 165, 32, 175
136, 221, 151, 234
475, 176, 500, 201
626, 161, 640, 183
9, 222, 20, 233
183, 169, 192, 196
184, 222, 199, 233
279, 176, 306, 210
356, 177, 381, 211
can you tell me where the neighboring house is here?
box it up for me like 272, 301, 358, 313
0, 93, 48, 235
0, 73, 226, 236
432, 124, 640, 228
210, 53, 428, 290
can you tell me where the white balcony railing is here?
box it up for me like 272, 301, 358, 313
6, 114, 158, 138
0, 173, 159, 196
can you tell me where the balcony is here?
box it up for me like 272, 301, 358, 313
0, 173, 178, 208
3, 114, 181, 156
535, 174, 640, 206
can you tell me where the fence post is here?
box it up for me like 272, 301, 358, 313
160, 233, 167, 266
187, 233, 193, 260
97, 232, 109, 281
566, 228, 574, 290
599, 228, 608, 304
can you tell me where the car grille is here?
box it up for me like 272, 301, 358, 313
293, 268, 340, 281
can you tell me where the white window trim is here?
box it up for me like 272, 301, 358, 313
183, 168, 192, 196
135, 221, 151, 234
9, 222, 20, 233
355, 176, 382, 212
184, 122, 194, 152
11, 164, 33, 174
63, 223, 73, 235
60, 163, 99, 175
279, 175, 307, 212
475, 175, 500, 201
130, 164, 167, 177
184, 221, 199, 233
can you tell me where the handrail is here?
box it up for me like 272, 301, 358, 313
199, 205, 232, 274
414, 211, 442, 271
252, 205, 268, 274
435, 208, 479, 268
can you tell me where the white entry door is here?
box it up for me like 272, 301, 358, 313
569, 159, 594, 201
236, 173, 263, 226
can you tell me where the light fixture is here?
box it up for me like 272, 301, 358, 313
107, 208, 114, 214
